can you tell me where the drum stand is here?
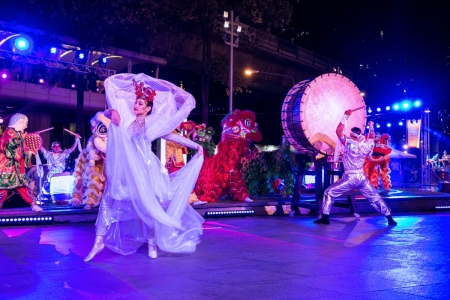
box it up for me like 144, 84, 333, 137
290, 155, 357, 216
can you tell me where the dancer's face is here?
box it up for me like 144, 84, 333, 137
133, 99, 151, 117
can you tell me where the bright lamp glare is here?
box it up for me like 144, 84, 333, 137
414, 100, 421, 107
78, 53, 85, 59
399, 121, 404, 126
393, 104, 399, 110
50, 47, 57, 54
15, 37, 30, 51
224, 21, 229, 28
376, 107, 381, 112
403, 102, 409, 109
39, 79, 44, 84
376, 123, 380, 128
386, 106, 391, 111
403, 145, 408, 150
387, 123, 391, 127
1, 73, 7, 79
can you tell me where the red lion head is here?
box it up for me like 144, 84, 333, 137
221, 109, 262, 142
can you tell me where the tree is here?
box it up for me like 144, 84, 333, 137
151, 0, 293, 124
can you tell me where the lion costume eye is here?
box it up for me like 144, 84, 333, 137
244, 118, 251, 127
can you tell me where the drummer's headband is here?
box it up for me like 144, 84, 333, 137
350, 127, 362, 138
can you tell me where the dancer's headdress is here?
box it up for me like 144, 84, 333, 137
132, 79, 156, 104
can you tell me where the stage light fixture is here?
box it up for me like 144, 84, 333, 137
0, 216, 54, 226
386, 106, 391, 111
367, 107, 372, 114
376, 107, 381, 112
14, 37, 30, 51
403, 145, 408, 150
1, 73, 7, 79
435, 206, 450, 210
399, 121, 404, 126
376, 123, 380, 128
387, 123, 391, 127
393, 104, 399, 110
75, 50, 88, 64
50, 47, 57, 54
71, 84, 76, 89
39, 78, 44, 84
414, 100, 421, 107
205, 210, 255, 218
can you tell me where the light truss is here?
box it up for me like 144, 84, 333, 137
0, 49, 115, 77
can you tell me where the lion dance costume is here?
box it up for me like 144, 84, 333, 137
71, 112, 110, 209
363, 133, 392, 190
195, 109, 262, 202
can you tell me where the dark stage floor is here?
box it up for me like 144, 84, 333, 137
1, 213, 449, 299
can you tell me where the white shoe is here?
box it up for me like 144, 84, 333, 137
243, 197, 253, 202
84, 236, 105, 262
192, 200, 208, 205
31, 204, 43, 212
148, 240, 158, 259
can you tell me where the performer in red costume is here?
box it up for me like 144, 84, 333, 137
195, 109, 262, 202
0, 114, 43, 211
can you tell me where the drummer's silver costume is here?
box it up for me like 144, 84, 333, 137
321, 135, 391, 216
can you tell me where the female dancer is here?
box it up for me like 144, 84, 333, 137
85, 74, 204, 261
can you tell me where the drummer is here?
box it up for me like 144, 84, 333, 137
39, 135, 80, 181
314, 109, 397, 226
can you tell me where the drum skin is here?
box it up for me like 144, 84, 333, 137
281, 73, 366, 156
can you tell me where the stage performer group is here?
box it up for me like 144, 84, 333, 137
84, 73, 204, 262
314, 109, 397, 226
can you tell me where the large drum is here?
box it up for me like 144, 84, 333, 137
282, 73, 367, 156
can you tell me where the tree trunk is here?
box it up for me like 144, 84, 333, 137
201, 24, 211, 125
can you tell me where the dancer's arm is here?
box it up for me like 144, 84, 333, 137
336, 109, 352, 144
162, 133, 203, 156
104, 109, 121, 126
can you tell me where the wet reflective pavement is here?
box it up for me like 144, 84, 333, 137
1, 213, 449, 299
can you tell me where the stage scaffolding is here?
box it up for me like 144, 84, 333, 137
0, 49, 115, 77
421, 108, 431, 186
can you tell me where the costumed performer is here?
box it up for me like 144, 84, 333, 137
314, 109, 397, 226
84, 73, 204, 262
0, 114, 43, 211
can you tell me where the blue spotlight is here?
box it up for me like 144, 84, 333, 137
376, 107, 381, 112
399, 121, 404, 126
14, 37, 30, 51
414, 100, 421, 107
393, 103, 399, 111
387, 123, 391, 127
386, 106, 391, 111
401, 100, 412, 111
50, 47, 57, 54
376, 123, 380, 128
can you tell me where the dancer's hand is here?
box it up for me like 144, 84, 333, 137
110, 110, 121, 126
197, 145, 204, 156
344, 109, 352, 117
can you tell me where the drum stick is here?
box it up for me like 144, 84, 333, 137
37, 127, 54, 134
351, 106, 366, 112
64, 128, 82, 138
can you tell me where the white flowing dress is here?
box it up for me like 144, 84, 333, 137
96, 73, 204, 255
